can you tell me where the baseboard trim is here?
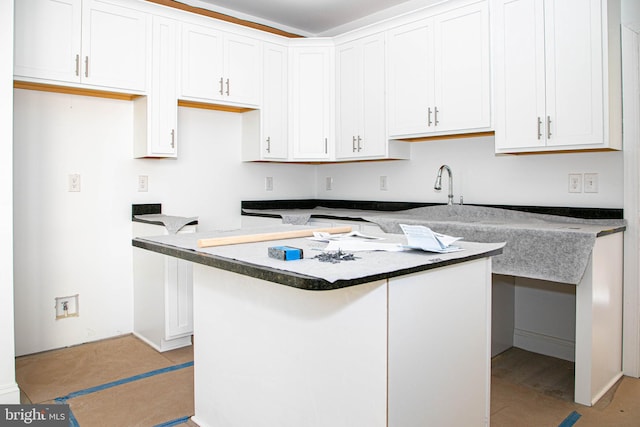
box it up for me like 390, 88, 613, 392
513, 328, 575, 362
0, 382, 21, 404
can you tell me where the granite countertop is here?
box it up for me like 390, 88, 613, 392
132, 225, 504, 291
241, 204, 626, 285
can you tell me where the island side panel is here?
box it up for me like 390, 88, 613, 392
388, 258, 492, 427
575, 232, 624, 406
191, 265, 388, 427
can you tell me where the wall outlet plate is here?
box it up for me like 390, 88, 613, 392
568, 174, 582, 193
55, 295, 79, 319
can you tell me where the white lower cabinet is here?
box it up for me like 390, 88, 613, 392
133, 222, 194, 351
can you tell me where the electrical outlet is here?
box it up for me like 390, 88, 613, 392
584, 173, 599, 193
138, 175, 148, 192
68, 174, 81, 192
380, 176, 388, 191
326, 177, 333, 191
568, 174, 582, 193
265, 176, 274, 191
55, 295, 79, 319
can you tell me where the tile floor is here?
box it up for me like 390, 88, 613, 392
15, 335, 640, 426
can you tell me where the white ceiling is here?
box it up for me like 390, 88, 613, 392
184, 0, 445, 36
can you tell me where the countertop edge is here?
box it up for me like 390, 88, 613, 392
132, 238, 503, 291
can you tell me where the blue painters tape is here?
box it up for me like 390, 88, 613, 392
558, 410, 582, 427
154, 415, 191, 427
54, 361, 194, 427
57, 361, 194, 401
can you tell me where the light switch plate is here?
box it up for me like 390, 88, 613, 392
584, 173, 599, 193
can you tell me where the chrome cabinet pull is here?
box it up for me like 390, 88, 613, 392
75, 54, 80, 76
537, 117, 542, 140
219, 77, 224, 95
171, 129, 175, 148
324, 138, 328, 154
357, 135, 362, 152
434, 107, 439, 126
352, 136, 357, 152
547, 116, 552, 139
84, 56, 89, 78
266, 136, 271, 153
428, 107, 433, 126
225, 78, 230, 96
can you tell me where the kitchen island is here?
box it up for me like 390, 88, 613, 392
133, 225, 504, 427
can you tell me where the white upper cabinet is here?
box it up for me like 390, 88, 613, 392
261, 42, 289, 159
290, 43, 334, 161
387, 1, 490, 139
336, 34, 387, 159
180, 23, 262, 107
493, 0, 622, 153
14, 0, 149, 92
134, 16, 178, 158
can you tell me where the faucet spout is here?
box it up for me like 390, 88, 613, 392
434, 165, 454, 205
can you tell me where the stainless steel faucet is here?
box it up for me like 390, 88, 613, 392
434, 164, 454, 205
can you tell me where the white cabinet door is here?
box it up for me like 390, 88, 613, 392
387, 2, 490, 139
181, 24, 261, 106
387, 19, 433, 137
433, 1, 490, 133
290, 45, 333, 160
493, 0, 546, 150
165, 258, 194, 339
494, 0, 619, 152
336, 34, 387, 159
180, 23, 224, 100
82, 0, 148, 91
336, 42, 361, 158
14, 0, 82, 83
14, 0, 148, 92
224, 34, 262, 106
134, 15, 177, 158
544, 0, 604, 147
261, 43, 288, 159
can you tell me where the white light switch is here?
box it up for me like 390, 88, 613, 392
138, 175, 148, 192
584, 173, 599, 193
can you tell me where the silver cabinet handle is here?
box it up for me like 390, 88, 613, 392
75, 54, 80, 76
428, 107, 433, 126
324, 138, 328, 154
434, 107, 439, 126
84, 56, 89, 78
225, 78, 230, 96
357, 135, 362, 152
219, 77, 224, 95
537, 117, 542, 140
352, 136, 357, 152
266, 136, 271, 153
171, 129, 175, 148
547, 116, 552, 139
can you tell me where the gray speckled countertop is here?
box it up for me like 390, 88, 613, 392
242, 205, 626, 285
132, 225, 505, 291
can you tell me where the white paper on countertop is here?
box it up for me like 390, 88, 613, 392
399, 224, 463, 253
324, 240, 407, 252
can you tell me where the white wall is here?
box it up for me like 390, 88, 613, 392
12, 90, 315, 355
1, 0, 19, 404
316, 136, 624, 208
